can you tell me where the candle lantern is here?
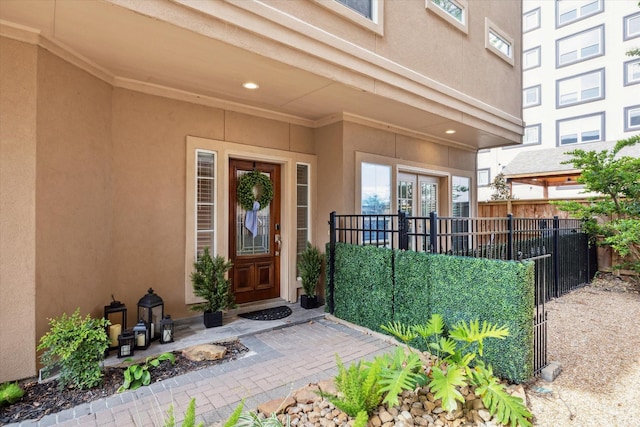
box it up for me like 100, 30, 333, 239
137, 288, 164, 341
132, 319, 150, 350
104, 296, 127, 351
159, 315, 175, 344
117, 330, 135, 358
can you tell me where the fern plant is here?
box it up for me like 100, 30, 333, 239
382, 314, 532, 427
163, 398, 204, 427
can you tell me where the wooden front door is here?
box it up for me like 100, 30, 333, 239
229, 159, 281, 304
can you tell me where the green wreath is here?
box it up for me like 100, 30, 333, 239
237, 170, 274, 211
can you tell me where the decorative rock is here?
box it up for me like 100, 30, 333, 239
181, 344, 226, 361
507, 384, 527, 403
478, 409, 492, 422
257, 396, 296, 416
370, 414, 382, 427
423, 400, 436, 412
318, 379, 338, 395
294, 386, 320, 404
379, 409, 394, 423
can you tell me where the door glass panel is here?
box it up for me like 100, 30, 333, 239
236, 170, 270, 256
398, 179, 413, 215
421, 182, 437, 215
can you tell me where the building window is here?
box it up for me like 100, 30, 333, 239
624, 12, 640, 40
556, 0, 603, 28
477, 169, 490, 187
452, 176, 470, 217
523, 46, 541, 70
361, 163, 391, 214
485, 18, 514, 65
523, 124, 542, 145
523, 7, 541, 33
335, 0, 372, 19
523, 85, 541, 108
296, 163, 310, 271
316, 0, 384, 35
624, 105, 640, 132
556, 68, 604, 108
426, 0, 468, 34
196, 150, 216, 256
556, 25, 604, 67
624, 59, 640, 86
557, 112, 605, 146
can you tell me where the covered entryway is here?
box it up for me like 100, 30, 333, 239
229, 159, 281, 304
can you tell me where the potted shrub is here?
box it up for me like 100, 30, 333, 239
297, 242, 323, 309
190, 247, 236, 327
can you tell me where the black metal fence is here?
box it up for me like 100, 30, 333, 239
328, 211, 597, 376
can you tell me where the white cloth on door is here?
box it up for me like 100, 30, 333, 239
245, 200, 261, 238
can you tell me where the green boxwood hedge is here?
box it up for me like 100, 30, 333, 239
327, 243, 535, 382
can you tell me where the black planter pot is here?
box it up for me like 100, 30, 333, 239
300, 295, 318, 309
203, 310, 223, 328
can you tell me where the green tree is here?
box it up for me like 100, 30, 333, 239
554, 135, 640, 274
489, 173, 515, 201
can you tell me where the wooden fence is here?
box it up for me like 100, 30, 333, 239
478, 199, 587, 219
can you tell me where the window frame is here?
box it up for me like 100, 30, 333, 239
556, 112, 605, 146
556, 24, 604, 68
194, 149, 217, 258
523, 7, 541, 33
295, 162, 311, 274
624, 58, 640, 86
523, 46, 541, 70
523, 124, 542, 146
425, 0, 468, 34
624, 105, 640, 132
523, 85, 541, 109
624, 11, 640, 41
477, 169, 491, 187
556, 68, 605, 108
315, 0, 384, 35
485, 18, 514, 66
555, 0, 604, 29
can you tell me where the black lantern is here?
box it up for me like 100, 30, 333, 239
117, 330, 135, 358
137, 288, 164, 341
104, 296, 127, 351
132, 319, 150, 350
159, 315, 175, 344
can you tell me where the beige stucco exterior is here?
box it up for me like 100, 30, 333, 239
0, 0, 522, 382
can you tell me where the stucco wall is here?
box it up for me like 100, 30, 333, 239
35, 49, 113, 343
0, 38, 38, 382
263, 0, 522, 117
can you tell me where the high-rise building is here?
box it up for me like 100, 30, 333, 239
478, 0, 640, 201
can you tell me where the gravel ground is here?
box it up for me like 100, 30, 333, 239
525, 274, 640, 427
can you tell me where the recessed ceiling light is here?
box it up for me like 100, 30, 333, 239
445, 129, 456, 134
242, 82, 259, 90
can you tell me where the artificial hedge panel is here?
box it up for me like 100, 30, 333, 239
428, 255, 535, 383
393, 250, 432, 326
331, 243, 394, 332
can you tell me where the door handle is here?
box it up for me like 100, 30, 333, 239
275, 234, 281, 256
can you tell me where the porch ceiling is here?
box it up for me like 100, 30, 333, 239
0, 0, 521, 150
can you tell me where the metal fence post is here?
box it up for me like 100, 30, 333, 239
328, 211, 336, 314
429, 211, 438, 253
398, 210, 408, 250
507, 214, 513, 260
553, 216, 560, 299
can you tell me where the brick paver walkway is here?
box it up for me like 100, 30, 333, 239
11, 318, 397, 427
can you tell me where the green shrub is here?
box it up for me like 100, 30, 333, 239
297, 242, 323, 296
37, 308, 110, 390
331, 243, 394, 332
190, 247, 236, 313
0, 382, 24, 406
118, 352, 176, 392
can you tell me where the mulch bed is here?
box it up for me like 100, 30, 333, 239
0, 340, 248, 425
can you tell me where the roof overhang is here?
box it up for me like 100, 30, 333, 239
0, 0, 523, 151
